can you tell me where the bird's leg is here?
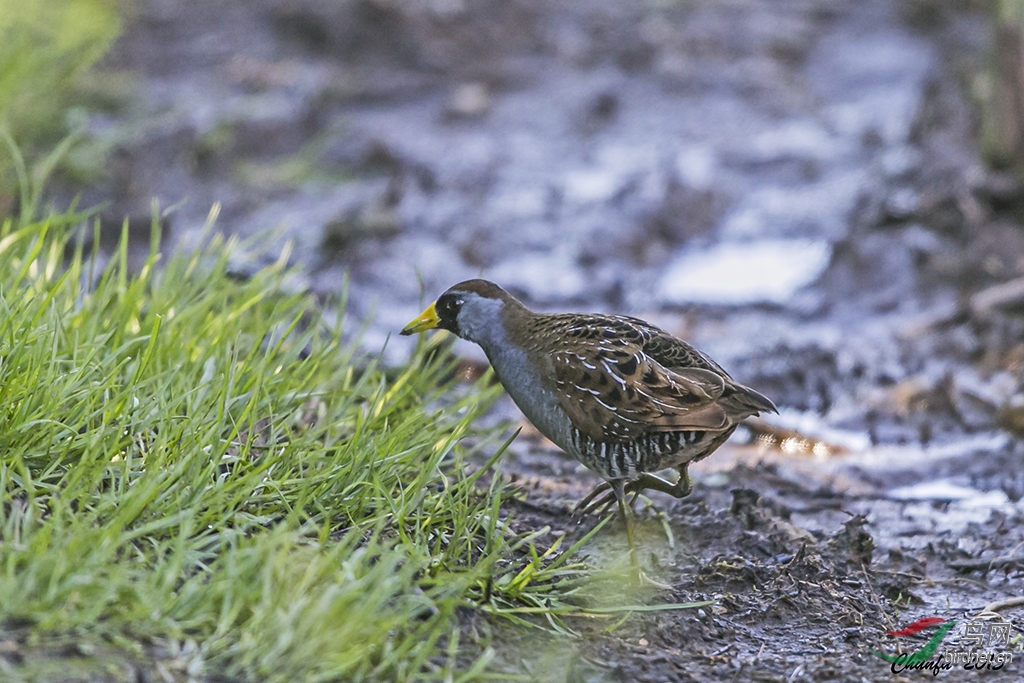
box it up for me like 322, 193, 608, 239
609, 479, 638, 567
640, 465, 692, 499
573, 467, 693, 519
610, 479, 672, 589
572, 477, 645, 519
676, 465, 692, 498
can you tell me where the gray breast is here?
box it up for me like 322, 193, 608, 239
482, 341, 577, 456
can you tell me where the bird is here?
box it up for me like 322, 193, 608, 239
401, 279, 776, 562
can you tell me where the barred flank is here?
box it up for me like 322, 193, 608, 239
570, 428, 707, 479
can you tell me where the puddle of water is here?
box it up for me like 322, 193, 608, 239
658, 238, 831, 305
887, 480, 1009, 507
852, 432, 1013, 472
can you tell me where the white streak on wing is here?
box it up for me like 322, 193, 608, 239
634, 384, 694, 412
601, 360, 628, 386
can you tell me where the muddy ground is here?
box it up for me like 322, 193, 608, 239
43, 0, 1024, 680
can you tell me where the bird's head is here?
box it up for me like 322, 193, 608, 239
401, 279, 519, 344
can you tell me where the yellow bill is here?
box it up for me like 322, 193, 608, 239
400, 302, 440, 335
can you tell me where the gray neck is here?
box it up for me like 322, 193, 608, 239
470, 315, 526, 386
456, 296, 507, 347
471, 316, 575, 455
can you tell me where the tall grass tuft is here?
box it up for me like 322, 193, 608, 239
0, 212, 596, 681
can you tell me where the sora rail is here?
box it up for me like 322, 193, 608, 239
402, 279, 776, 557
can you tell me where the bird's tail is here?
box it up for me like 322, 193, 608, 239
729, 383, 778, 417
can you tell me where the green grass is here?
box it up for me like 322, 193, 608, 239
0, 212, 610, 682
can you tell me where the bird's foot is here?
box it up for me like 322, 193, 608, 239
571, 481, 615, 519
572, 482, 646, 519
572, 470, 692, 520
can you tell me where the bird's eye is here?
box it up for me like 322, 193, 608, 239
439, 295, 461, 316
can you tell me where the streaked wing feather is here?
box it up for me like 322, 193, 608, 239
540, 315, 745, 443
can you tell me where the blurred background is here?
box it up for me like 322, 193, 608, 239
4, 0, 1022, 444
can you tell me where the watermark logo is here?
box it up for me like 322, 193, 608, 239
873, 616, 1015, 675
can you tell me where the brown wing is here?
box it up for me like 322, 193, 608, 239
537, 315, 743, 444
630, 317, 777, 418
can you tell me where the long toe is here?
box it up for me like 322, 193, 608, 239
576, 490, 621, 518
572, 481, 613, 518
